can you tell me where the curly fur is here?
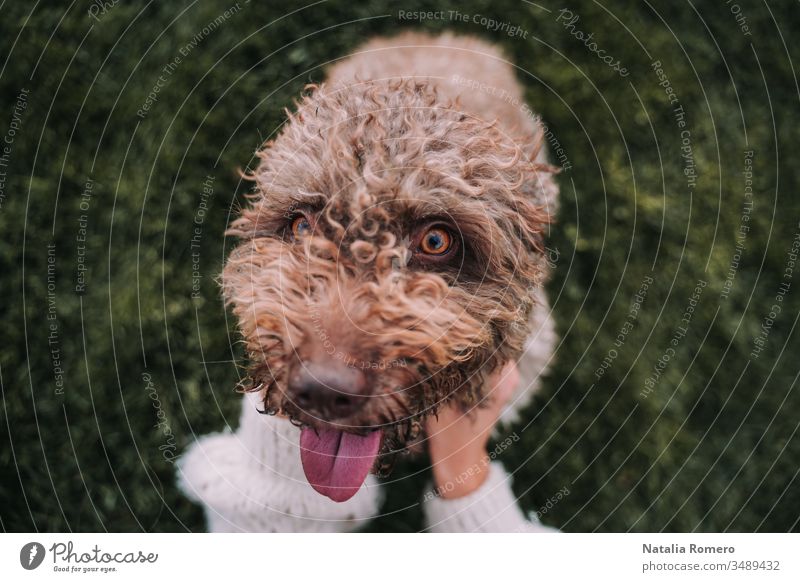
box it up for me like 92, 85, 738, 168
222, 32, 559, 473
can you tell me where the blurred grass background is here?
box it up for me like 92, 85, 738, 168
1, 0, 798, 532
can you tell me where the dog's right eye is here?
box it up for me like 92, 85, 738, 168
289, 215, 312, 240
419, 227, 453, 255
409, 222, 461, 267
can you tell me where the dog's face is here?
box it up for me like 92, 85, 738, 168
223, 79, 555, 501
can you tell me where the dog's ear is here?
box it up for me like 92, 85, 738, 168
524, 126, 561, 220
515, 153, 559, 256
515, 190, 551, 255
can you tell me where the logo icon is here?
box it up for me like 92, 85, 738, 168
20, 542, 46, 570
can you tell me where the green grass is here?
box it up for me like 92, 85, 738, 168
1, 1, 798, 532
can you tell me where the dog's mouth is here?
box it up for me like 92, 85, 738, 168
299, 427, 383, 502
248, 360, 434, 502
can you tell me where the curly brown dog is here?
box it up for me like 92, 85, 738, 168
220, 32, 559, 503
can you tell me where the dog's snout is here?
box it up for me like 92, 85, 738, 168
288, 357, 369, 419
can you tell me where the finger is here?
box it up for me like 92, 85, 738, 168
486, 362, 520, 408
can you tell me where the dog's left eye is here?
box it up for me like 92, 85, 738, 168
289, 215, 312, 239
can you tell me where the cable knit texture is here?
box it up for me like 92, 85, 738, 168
423, 462, 557, 533
177, 392, 381, 532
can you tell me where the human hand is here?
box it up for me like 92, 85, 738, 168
425, 362, 519, 499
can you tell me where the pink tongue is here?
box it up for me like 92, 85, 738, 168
300, 427, 382, 502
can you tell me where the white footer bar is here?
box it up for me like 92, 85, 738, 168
1, 533, 797, 581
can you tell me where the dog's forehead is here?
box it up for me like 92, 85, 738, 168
245, 79, 552, 252
342, 187, 478, 216
270, 82, 513, 199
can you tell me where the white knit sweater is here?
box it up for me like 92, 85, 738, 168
177, 392, 555, 533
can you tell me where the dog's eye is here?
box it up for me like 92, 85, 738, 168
418, 226, 453, 255
289, 215, 312, 239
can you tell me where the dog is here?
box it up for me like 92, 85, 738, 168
179, 32, 558, 530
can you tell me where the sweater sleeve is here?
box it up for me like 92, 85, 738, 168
422, 462, 558, 533
176, 393, 381, 532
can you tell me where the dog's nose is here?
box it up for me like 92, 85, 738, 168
287, 357, 369, 419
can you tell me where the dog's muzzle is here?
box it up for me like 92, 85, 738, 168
287, 352, 383, 502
